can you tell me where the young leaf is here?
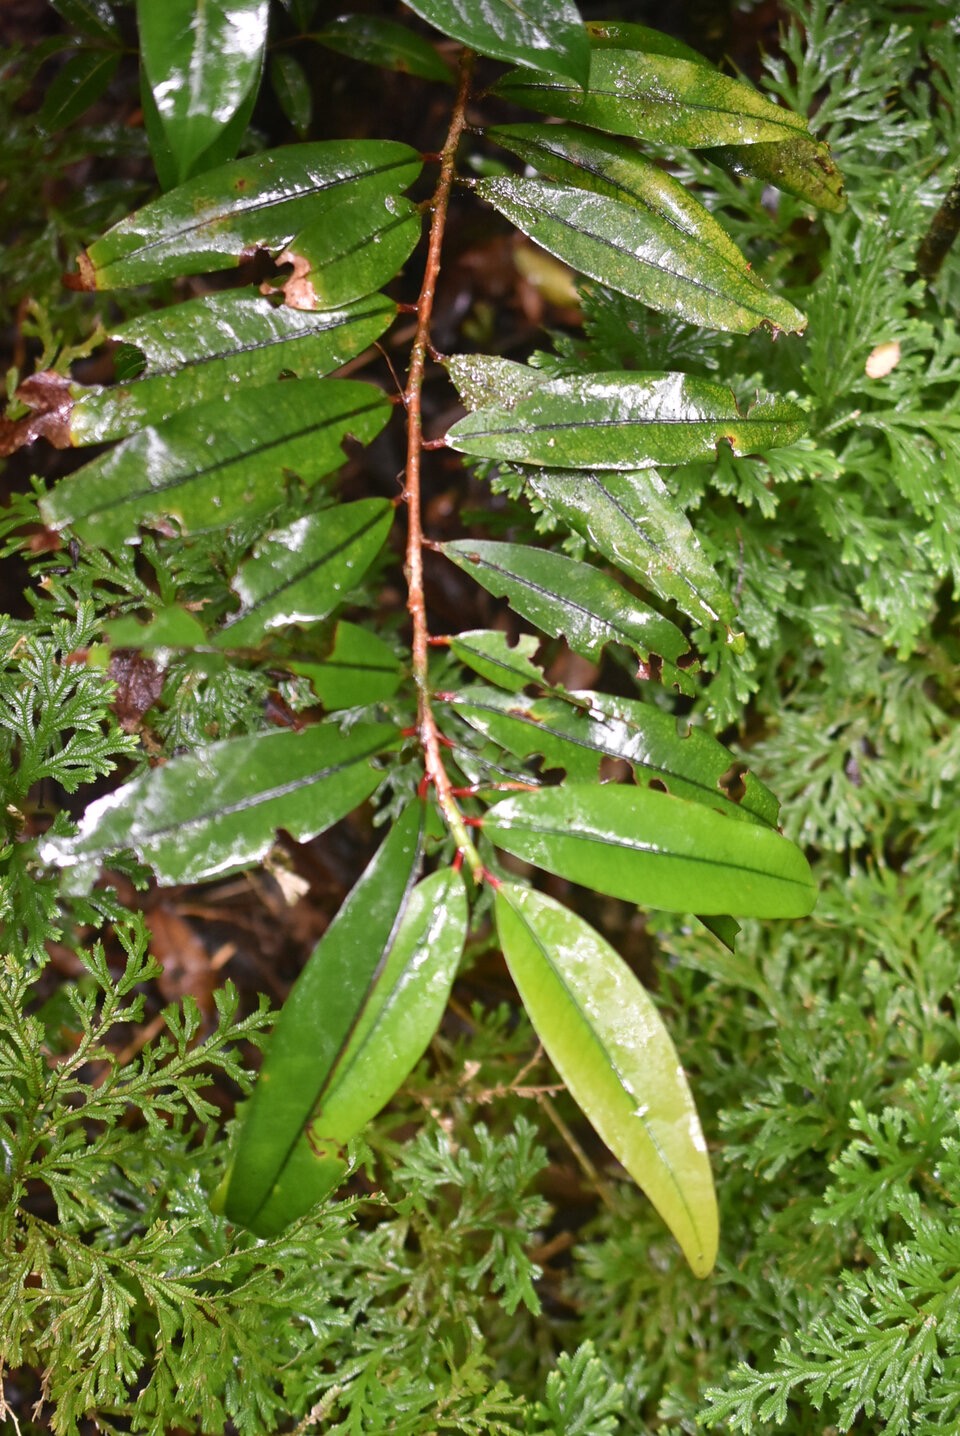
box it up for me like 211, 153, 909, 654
313, 14, 453, 84
40, 378, 391, 545
495, 881, 718, 1276
66, 139, 422, 289
136, 0, 270, 184
492, 48, 809, 149
474, 176, 805, 335
445, 371, 807, 470
523, 467, 736, 631
69, 294, 396, 443
234, 862, 469, 1236
450, 686, 779, 824
484, 785, 817, 917
441, 540, 697, 690
289, 621, 403, 709
213, 499, 394, 648
404, 0, 590, 88
223, 802, 424, 1231
40, 721, 399, 884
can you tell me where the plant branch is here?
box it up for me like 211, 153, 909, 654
403, 49, 482, 881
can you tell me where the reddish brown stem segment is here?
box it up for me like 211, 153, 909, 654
403, 50, 481, 880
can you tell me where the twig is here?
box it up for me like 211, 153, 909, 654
402, 49, 483, 881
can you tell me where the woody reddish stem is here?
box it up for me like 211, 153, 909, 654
403, 50, 482, 881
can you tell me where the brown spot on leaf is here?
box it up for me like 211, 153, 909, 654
261, 249, 318, 310
62, 251, 96, 291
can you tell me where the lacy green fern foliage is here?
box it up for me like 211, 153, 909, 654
0, 0, 839, 1282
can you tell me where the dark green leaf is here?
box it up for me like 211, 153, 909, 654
289, 621, 403, 709
445, 371, 808, 470
270, 52, 313, 137
485, 785, 817, 917
50, 0, 118, 39
70, 294, 396, 443
313, 14, 452, 83
38, 50, 119, 132
492, 49, 808, 149
449, 630, 546, 693
272, 192, 422, 309
136, 0, 269, 183
40, 721, 399, 884
475, 173, 804, 335
450, 686, 779, 824
214, 499, 394, 648
441, 540, 697, 690
496, 882, 718, 1276
708, 136, 847, 213
239, 863, 468, 1235
404, 0, 590, 87
223, 802, 424, 1231
68, 140, 422, 289
524, 466, 736, 631
41, 378, 391, 546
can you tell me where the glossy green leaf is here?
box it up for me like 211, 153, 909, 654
451, 686, 779, 824
40, 378, 391, 546
38, 49, 119, 132
272, 192, 422, 309
445, 371, 807, 470
270, 52, 312, 138
239, 864, 468, 1236
496, 882, 718, 1276
444, 353, 549, 412
214, 499, 394, 648
289, 621, 403, 709
486, 123, 790, 304
40, 721, 398, 885
523, 466, 736, 631
475, 175, 804, 335
441, 540, 697, 691
449, 630, 546, 694
68, 140, 422, 289
137, 0, 269, 183
105, 606, 208, 650
404, 0, 589, 87
708, 136, 847, 213
50, 0, 118, 39
70, 294, 395, 444
492, 48, 808, 149
223, 803, 424, 1231
313, 14, 452, 83
485, 785, 817, 917
584, 19, 709, 65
